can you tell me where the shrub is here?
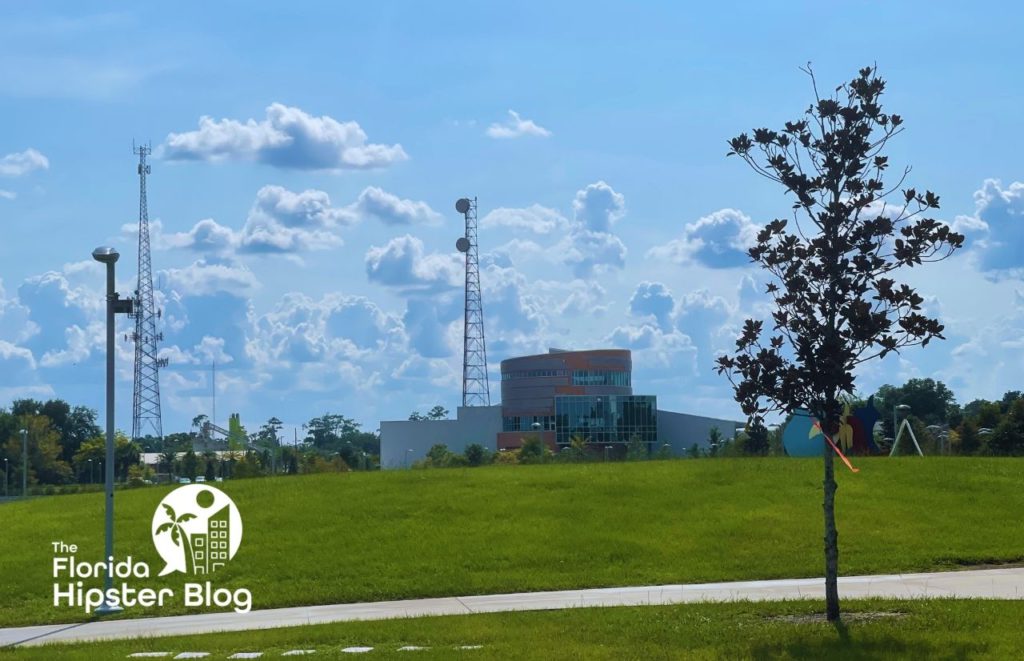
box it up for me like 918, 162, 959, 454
464, 443, 489, 467
493, 449, 518, 464
426, 444, 452, 467
302, 455, 349, 474
518, 435, 549, 464
127, 464, 147, 488
626, 436, 648, 461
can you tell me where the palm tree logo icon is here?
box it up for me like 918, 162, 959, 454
151, 485, 243, 577
155, 504, 198, 574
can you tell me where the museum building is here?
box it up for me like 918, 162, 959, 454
379, 348, 740, 468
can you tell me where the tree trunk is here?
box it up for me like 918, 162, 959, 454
822, 420, 840, 621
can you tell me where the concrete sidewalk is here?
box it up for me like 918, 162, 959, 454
2, 567, 1022, 648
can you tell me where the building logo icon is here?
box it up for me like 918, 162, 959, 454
151, 484, 243, 577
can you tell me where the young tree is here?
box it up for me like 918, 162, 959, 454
518, 435, 547, 464
626, 435, 647, 461
464, 443, 488, 466
182, 449, 199, 481
706, 426, 723, 457
568, 433, 589, 462
163, 432, 193, 452
304, 413, 359, 450
191, 414, 209, 442
257, 417, 283, 446
427, 405, 449, 420
957, 419, 981, 456
986, 399, 1024, 456
875, 378, 957, 436
426, 443, 451, 467
739, 419, 771, 456
159, 449, 177, 478
974, 402, 1002, 431
5, 414, 72, 485
715, 65, 963, 621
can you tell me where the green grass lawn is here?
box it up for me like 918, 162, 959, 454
1, 458, 1022, 628
2, 600, 1022, 659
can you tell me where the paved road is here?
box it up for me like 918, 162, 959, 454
2, 567, 1022, 648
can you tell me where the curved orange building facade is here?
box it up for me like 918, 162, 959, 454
498, 348, 655, 451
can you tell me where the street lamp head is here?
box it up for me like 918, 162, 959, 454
91, 246, 120, 264
19, 429, 26, 435
896, 404, 912, 414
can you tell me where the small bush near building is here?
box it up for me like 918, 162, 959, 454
464, 443, 489, 466
493, 449, 519, 464
518, 435, 549, 464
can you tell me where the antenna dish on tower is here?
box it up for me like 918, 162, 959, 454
455, 198, 471, 214
456, 237, 470, 253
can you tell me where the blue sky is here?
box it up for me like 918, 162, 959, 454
1, 2, 1022, 437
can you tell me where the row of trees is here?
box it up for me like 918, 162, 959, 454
159, 445, 361, 482
0, 399, 108, 489
125, 411, 382, 475
707, 379, 1024, 459
1, 398, 384, 490
416, 434, 680, 469
867, 379, 1024, 456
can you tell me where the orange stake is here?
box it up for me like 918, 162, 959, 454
813, 421, 860, 473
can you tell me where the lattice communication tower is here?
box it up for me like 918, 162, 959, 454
455, 197, 490, 407
129, 143, 167, 442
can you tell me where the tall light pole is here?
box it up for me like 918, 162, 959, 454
93, 246, 132, 614
3, 457, 8, 497
20, 428, 27, 497
88, 458, 93, 485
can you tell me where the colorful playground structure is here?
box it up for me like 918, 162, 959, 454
781, 397, 884, 457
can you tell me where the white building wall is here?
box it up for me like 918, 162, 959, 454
656, 410, 742, 456
380, 405, 503, 469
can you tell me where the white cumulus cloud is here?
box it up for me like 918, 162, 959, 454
141, 185, 441, 258
573, 181, 625, 232
0, 148, 49, 176
648, 208, 760, 269
629, 282, 675, 330
486, 110, 552, 139
162, 103, 408, 171
364, 235, 462, 293
955, 179, 1024, 275
162, 259, 259, 296
481, 205, 568, 234
352, 187, 441, 225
